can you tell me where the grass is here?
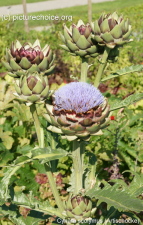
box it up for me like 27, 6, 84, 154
10, 0, 143, 29
0, 0, 49, 7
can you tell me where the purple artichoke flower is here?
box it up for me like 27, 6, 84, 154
44, 82, 110, 141
54, 82, 104, 113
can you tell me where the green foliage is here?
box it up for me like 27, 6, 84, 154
86, 180, 143, 213
0, 166, 21, 202
13, 191, 61, 217
0, 127, 14, 150
87, 107, 143, 179
20, 147, 67, 164
57, 156, 72, 175
0, 147, 67, 199
102, 65, 143, 82
0, 204, 49, 225
110, 93, 143, 111
0, 165, 63, 222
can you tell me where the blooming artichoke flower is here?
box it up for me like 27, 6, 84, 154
64, 195, 92, 220
2, 39, 55, 78
14, 74, 49, 105
91, 12, 132, 48
60, 20, 101, 58
44, 82, 110, 141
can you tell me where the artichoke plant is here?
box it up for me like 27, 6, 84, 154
64, 195, 92, 220
44, 82, 110, 141
2, 39, 55, 78
91, 12, 132, 48
14, 74, 49, 104
60, 20, 102, 58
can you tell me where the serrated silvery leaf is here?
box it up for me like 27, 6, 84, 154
32, 147, 68, 163
13, 191, 62, 218
102, 65, 143, 81
0, 165, 21, 201
110, 93, 143, 111
86, 183, 143, 212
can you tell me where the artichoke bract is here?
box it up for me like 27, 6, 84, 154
44, 82, 110, 141
14, 74, 49, 105
60, 20, 101, 58
91, 12, 132, 49
64, 195, 92, 220
2, 39, 55, 78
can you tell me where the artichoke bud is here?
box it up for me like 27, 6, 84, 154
91, 12, 132, 49
14, 74, 49, 105
2, 39, 55, 78
44, 82, 110, 141
77, 24, 91, 38
64, 195, 92, 220
60, 20, 100, 58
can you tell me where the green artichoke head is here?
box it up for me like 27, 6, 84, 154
91, 12, 132, 48
14, 73, 49, 105
2, 39, 55, 78
64, 194, 92, 220
60, 20, 100, 58
44, 82, 110, 141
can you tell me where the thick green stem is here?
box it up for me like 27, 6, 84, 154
89, 163, 96, 189
45, 163, 65, 214
30, 104, 43, 147
80, 57, 89, 82
87, 152, 97, 189
72, 140, 83, 195
30, 104, 64, 215
50, 133, 58, 172
94, 47, 111, 87
80, 141, 86, 170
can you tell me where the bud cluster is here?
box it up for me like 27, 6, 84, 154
60, 12, 132, 60
2, 12, 132, 105
2, 39, 55, 104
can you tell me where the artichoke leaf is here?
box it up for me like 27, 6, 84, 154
72, 26, 81, 43
110, 24, 122, 39
101, 32, 114, 43
66, 40, 79, 51
100, 19, 110, 33
38, 57, 49, 71
32, 80, 45, 94
19, 57, 32, 69
76, 35, 91, 50
10, 59, 21, 71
